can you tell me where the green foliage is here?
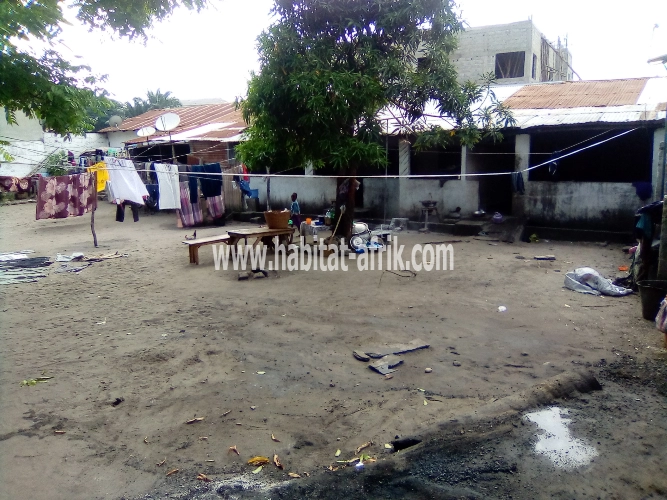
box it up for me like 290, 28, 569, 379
44, 150, 69, 176
0, 1, 205, 136
124, 89, 182, 118
237, 0, 515, 173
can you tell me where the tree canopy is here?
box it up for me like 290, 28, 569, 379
237, 0, 514, 178
0, 1, 205, 136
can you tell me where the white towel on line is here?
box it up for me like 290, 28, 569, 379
152, 163, 181, 210
104, 157, 149, 205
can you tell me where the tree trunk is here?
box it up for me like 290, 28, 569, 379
334, 165, 356, 241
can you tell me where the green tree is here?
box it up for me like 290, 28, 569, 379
237, 0, 514, 236
125, 89, 182, 118
0, 1, 205, 136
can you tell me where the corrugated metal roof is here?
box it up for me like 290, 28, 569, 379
380, 77, 667, 133
102, 104, 247, 145
502, 78, 650, 109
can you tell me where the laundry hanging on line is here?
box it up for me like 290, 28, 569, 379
0, 176, 32, 194
104, 156, 148, 205
86, 162, 110, 193
178, 181, 203, 227
152, 163, 181, 210
189, 163, 223, 203
36, 173, 96, 220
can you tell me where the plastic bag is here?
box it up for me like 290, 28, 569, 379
564, 267, 633, 296
656, 299, 667, 333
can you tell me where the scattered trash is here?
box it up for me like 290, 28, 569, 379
384, 374, 393, 380
111, 397, 124, 406
498, 306, 507, 312
56, 252, 85, 262
529, 234, 539, 243
524, 407, 598, 469
534, 255, 556, 261
288, 472, 301, 478
369, 355, 403, 375
228, 445, 240, 455
359, 339, 430, 359
273, 454, 284, 469
618, 265, 629, 272
55, 263, 92, 273
156, 459, 166, 466
251, 466, 263, 474
250, 406, 256, 410
257, 371, 266, 375
271, 434, 280, 442
353, 350, 370, 362
335, 449, 341, 457
247, 456, 270, 466
143, 436, 149, 444
186, 417, 205, 424
564, 304, 571, 308
453, 361, 461, 367
355, 441, 372, 454
564, 267, 633, 296
96, 318, 107, 325
222, 410, 231, 416
54, 430, 66, 435
384, 443, 393, 449
423, 400, 428, 406
166, 469, 179, 476
20, 376, 53, 386
515, 255, 526, 259
417, 388, 425, 392
424, 367, 432, 373
197, 473, 211, 482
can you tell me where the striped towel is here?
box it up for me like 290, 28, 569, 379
206, 194, 225, 219
178, 182, 203, 227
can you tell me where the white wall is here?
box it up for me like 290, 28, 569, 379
107, 131, 138, 148
44, 132, 109, 154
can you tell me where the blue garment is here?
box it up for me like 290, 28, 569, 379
189, 163, 223, 203
237, 179, 252, 197
512, 172, 525, 195
632, 182, 652, 201
291, 200, 300, 214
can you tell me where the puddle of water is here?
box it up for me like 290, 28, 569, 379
523, 406, 598, 469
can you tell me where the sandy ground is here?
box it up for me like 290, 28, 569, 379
0, 201, 665, 500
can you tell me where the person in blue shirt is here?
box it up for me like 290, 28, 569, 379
290, 192, 301, 229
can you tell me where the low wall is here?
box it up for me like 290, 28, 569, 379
398, 178, 479, 219
249, 176, 336, 213
516, 181, 644, 230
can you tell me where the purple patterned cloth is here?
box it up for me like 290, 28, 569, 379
177, 181, 203, 227
36, 174, 96, 220
0, 176, 31, 194
206, 194, 225, 219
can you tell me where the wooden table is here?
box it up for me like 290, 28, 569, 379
226, 227, 295, 248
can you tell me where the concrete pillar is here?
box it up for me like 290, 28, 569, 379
513, 134, 531, 217
461, 145, 468, 182
305, 161, 314, 176
398, 139, 411, 217
652, 127, 665, 201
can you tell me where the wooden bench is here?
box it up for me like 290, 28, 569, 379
182, 234, 230, 265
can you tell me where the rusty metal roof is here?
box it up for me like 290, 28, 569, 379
100, 103, 247, 145
503, 78, 650, 109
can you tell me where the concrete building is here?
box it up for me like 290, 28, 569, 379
450, 20, 574, 85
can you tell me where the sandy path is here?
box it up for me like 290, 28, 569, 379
0, 202, 662, 500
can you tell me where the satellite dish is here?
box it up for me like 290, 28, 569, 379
109, 115, 123, 128
155, 112, 180, 132
137, 126, 156, 137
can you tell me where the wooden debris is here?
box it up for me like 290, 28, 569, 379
156, 458, 166, 466
222, 410, 231, 416
186, 417, 205, 424
534, 255, 556, 261
54, 430, 66, 435
288, 472, 301, 478
355, 441, 373, 454
166, 469, 179, 476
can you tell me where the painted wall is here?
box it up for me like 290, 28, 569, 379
107, 131, 138, 149
364, 177, 399, 218
397, 179, 479, 219
518, 182, 643, 230
249, 176, 337, 214
44, 133, 109, 154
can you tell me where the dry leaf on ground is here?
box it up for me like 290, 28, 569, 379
197, 473, 211, 482
156, 459, 166, 466
288, 472, 301, 478
228, 445, 240, 455
247, 456, 270, 466
166, 469, 179, 476
252, 466, 263, 474
271, 433, 280, 442
273, 454, 283, 469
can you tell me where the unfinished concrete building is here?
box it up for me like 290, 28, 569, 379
451, 20, 574, 85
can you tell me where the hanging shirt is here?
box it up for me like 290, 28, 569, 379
36, 173, 96, 220
152, 163, 181, 210
104, 157, 148, 205
86, 162, 110, 193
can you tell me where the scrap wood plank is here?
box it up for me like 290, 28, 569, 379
534, 255, 556, 261
360, 339, 430, 359
369, 355, 403, 375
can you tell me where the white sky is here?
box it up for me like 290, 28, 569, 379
51, 0, 667, 103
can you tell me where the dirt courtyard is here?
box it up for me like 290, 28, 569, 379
1, 201, 666, 500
